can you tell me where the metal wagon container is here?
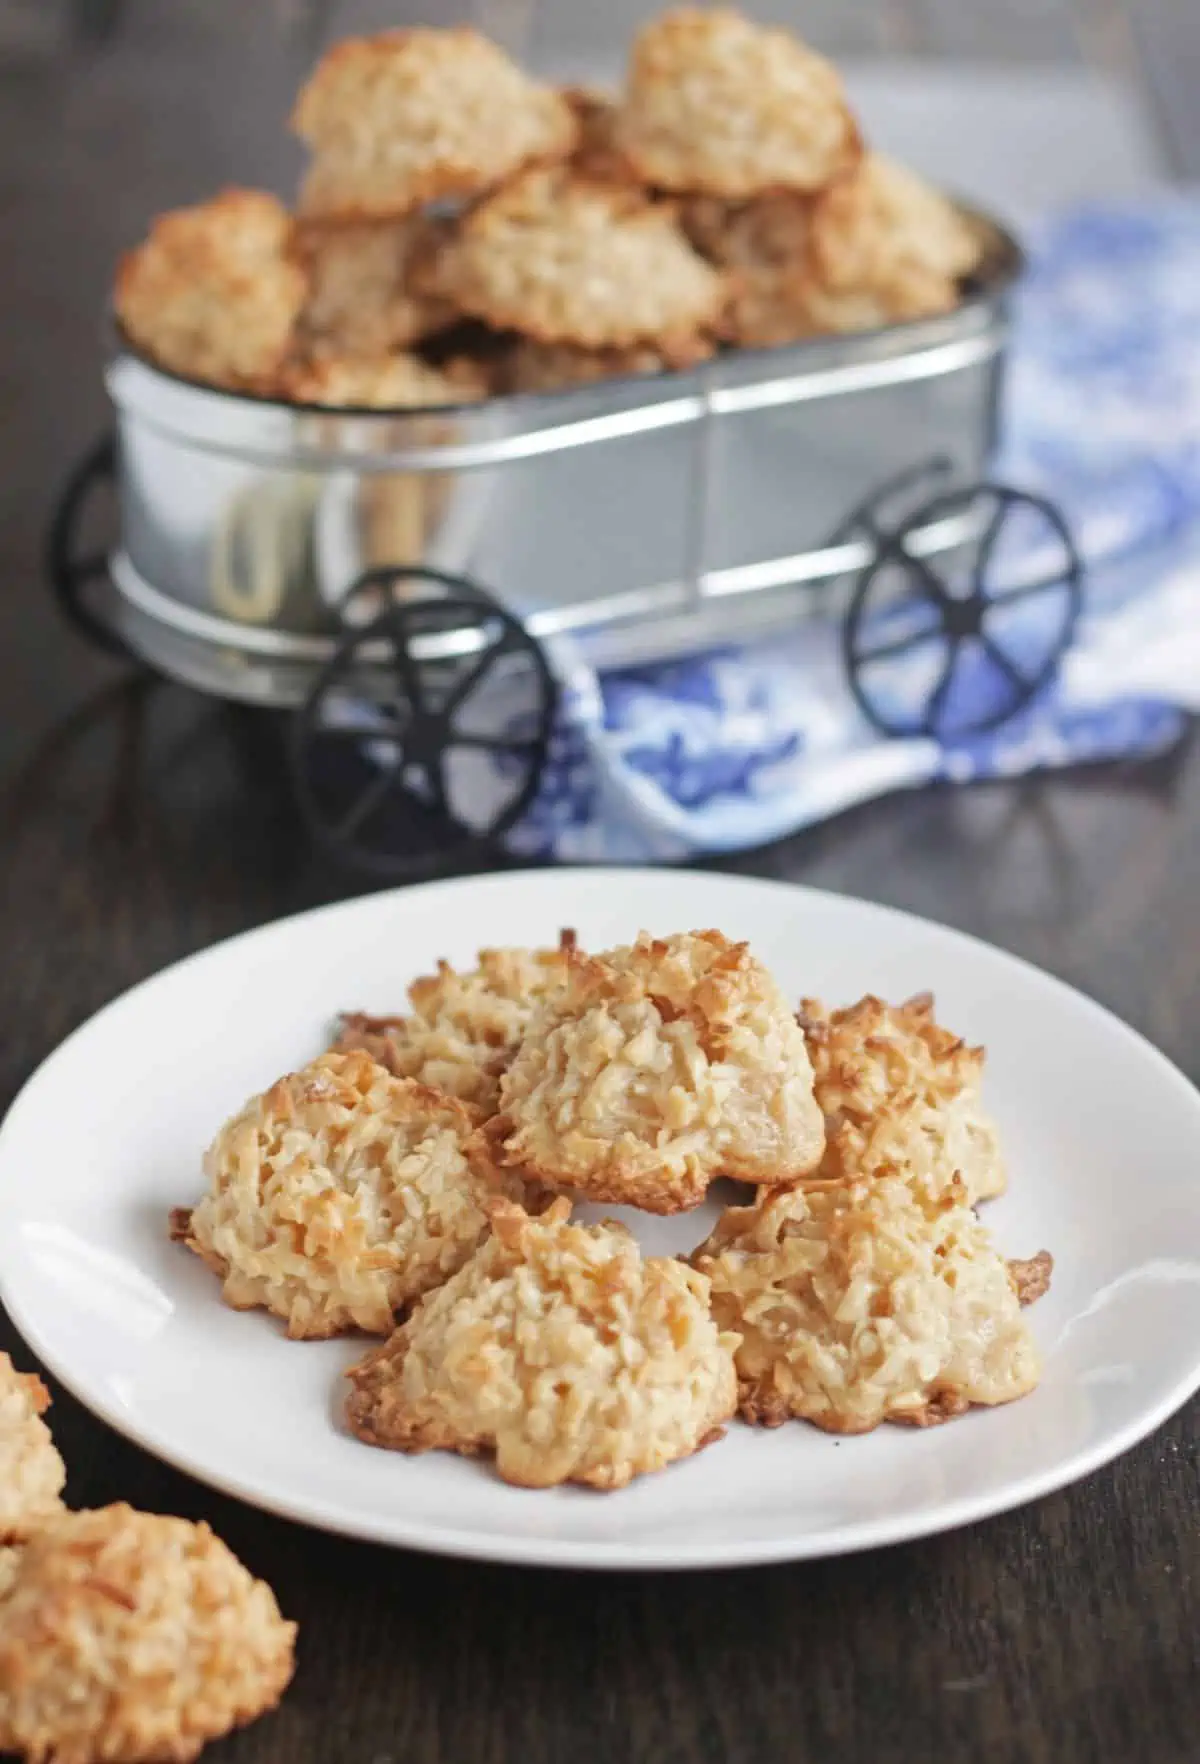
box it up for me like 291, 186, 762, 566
49, 208, 1082, 872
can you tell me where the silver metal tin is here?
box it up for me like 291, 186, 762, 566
100, 210, 1021, 707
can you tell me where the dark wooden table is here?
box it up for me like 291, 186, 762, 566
2, 9, 1199, 1763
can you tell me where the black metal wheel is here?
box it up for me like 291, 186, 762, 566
291, 566, 556, 876
844, 481, 1082, 741
45, 431, 130, 658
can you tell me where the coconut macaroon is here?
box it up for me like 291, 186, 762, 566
423, 167, 726, 352
683, 191, 822, 348
480, 930, 825, 1214
684, 185, 957, 346
692, 1175, 1043, 1432
562, 86, 632, 182
346, 1198, 738, 1489
0, 1356, 66, 1545
335, 934, 577, 1115
764, 153, 980, 336
614, 7, 859, 199
501, 333, 712, 395
0, 1505, 295, 1764
115, 188, 306, 391
292, 213, 455, 357
278, 348, 478, 410
812, 152, 982, 298
292, 27, 577, 220
0, 1549, 19, 1600
171, 1050, 536, 1339
799, 992, 1007, 1206
795, 270, 956, 334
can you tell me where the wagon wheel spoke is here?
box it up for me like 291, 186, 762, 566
312, 708, 408, 742
331, 759, 407, 842
446, 732, 543, 756
420, 752, 449, 817
978, 631, 1033, 696
307, 722, 377, 745
898, 547, 956, 611
923, 642, 960, 734
974, 492, 1010, 583
917, 638, 967, 733
383, 618, 429, 718
984, 571, 1077, 610
854, 622, 946, 667
443, 629, 519, 720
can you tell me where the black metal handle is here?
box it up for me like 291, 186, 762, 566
45, 431, 129, 657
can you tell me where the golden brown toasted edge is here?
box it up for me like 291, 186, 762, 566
168, 1205, 241, 1299
798, 989, 985, 1088
329, 1011, 456, 1090
406, 926, 578, 1018
335, 1016, 409, 1037
458, 1123, 561, 1218
113, 188, 307, 392
0, 1356, 68, 1545
733, 1354, 978, 1433
292, 27, 579, 219
352, 929, 577, 1026
729, 1340, 1022, 1435
115, 187, 294, 275
466, 1112, 715, 1217
5, 1363, 50, 1421
497, 332, 714, 395
886, 1388, 974, 1429
167, 1205, 194, 1244
809, 151, 985, 292
291, 26, 576, 134
614, 6, 861, 199
276, 347, 483, 410
343, 1335, 412, 1452
288, 210, 459, 353
1009, 1250, 1054, 1308
344, 1325, 501, 1461
0, 1545, 21, 1598
561, 85, 638, 182
734, 1381, 913, 1434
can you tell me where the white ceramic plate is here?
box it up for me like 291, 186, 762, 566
1, 869, 1198, 1572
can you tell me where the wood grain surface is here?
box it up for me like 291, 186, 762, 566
1, 8, 1198, 1763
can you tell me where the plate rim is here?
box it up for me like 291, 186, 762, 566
2, 866, 1198, 1572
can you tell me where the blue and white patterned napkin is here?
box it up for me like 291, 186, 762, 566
496, 199, 1200, 861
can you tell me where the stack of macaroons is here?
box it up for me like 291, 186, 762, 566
171, 927, 1051, 1492
113, 7, 988, 409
